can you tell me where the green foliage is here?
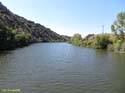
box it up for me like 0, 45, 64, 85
70, 33, 82, 46
120, 42, 125, 52
109, 34, 118, 43
15, 32, 26, 41
113, 40, 125, 53
94, 34, 111, 49
82, 40, 94, 48
113, 40, 122, 51
0, 24, 16, 49
13, 32, 31, 47
0, 24, 32, 50
110, 12, 125, 53
15, 31, 31, 40
107, 44, 114, 51
111, 12, 125, 41
69, 12, 125, 53
11, 29, 16, 34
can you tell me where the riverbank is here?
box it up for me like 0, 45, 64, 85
69, 12, 125, 53
69, 33, 125, 53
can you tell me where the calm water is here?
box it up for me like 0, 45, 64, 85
0, 43, 125, 93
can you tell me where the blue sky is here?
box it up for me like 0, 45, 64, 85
1, 0, 125, 37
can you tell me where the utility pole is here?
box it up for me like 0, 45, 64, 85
102, 25, 104, 34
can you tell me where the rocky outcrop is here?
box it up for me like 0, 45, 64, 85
0, 2, 68, 50
83, 34, 95, 40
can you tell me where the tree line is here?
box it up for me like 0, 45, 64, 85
69, 12, 125, 53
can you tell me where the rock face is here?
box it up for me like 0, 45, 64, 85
84, 34, 95, 40
0, 2, 67, 50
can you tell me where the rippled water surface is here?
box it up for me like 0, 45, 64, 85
0, 43, 125, 93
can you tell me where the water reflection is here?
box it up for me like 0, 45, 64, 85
0, 43, 125, 93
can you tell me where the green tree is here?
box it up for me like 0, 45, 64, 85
70, 33, 82, 46
95, 34, 111, 49
113, 40, 122, 52
0, 24, 16, 50
111, 12, 125, 41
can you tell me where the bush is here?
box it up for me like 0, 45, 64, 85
15, 32, 31, 41
107, 44, 114, 51
14, 32, 31, 47
113, 40, 122, 52
70, 33, 82, 46
94, 34, 111, 49
120, 42, 125, 52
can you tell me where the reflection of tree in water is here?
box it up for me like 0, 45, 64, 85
111, 54, 125, 93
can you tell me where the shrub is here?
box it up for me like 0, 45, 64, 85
107, 44, 114, 51
15, 32, 31, 41
120, 42, 125, 52
113, 40, 122, 52
70, 33, 82, 46
94, 34, 111, 49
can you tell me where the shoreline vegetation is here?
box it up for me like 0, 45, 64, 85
69, 12, 125, 53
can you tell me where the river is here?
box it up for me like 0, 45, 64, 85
0, 43, 125, 93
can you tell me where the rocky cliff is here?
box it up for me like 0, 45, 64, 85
0, 2, 68, 50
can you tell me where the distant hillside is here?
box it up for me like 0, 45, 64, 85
0, 2, 69, 50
